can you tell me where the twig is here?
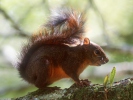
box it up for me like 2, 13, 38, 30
0, 8, 29, 37
88, 0, 112, 45
102, 45, 133, 55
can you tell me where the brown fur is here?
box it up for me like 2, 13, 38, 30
17, 8, 109, 88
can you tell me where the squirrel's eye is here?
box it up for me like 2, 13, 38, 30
94, 49, 100, 55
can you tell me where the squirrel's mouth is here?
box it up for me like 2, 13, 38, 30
96, 57, 109, 66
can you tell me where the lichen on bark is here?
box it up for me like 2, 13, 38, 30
13, 78, 133, 100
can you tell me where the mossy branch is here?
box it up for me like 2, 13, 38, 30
13, 78, 133, 100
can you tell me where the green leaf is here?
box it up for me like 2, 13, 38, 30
103, 74, 109, 87
109, 67, 116, 86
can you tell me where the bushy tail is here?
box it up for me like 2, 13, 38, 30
47, 8, 86, 42
32, 8, 86, 45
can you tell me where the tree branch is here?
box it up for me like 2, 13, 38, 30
102, 45, 133, 55
13, 78, 133, 100
0, 8, 29, 37
89, 0, 112, 45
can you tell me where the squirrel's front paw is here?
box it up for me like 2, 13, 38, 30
70, 79, 91, 88
78, 79, 91, 87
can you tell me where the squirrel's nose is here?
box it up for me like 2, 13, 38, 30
105, 57, 109, 63
100, 57, 109, 64
102, 57, 109, 64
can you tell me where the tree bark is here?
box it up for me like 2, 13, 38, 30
13, 78, 133, 100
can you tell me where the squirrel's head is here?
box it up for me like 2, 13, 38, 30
83, 38, 109, 66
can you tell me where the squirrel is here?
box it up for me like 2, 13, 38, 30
17, 8, 109, 88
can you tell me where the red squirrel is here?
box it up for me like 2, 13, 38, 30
17, 8, 109, 88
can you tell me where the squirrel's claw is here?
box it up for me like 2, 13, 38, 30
78, 79, 91, 87
70, 79, 91, 88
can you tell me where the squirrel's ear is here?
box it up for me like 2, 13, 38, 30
83, 38, 90, 45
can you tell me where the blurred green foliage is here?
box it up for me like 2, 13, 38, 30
0, 0, 133, 98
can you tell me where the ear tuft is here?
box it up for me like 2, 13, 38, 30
83, 38, 90, 45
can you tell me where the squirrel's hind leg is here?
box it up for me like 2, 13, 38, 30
31, 57, 51, 88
